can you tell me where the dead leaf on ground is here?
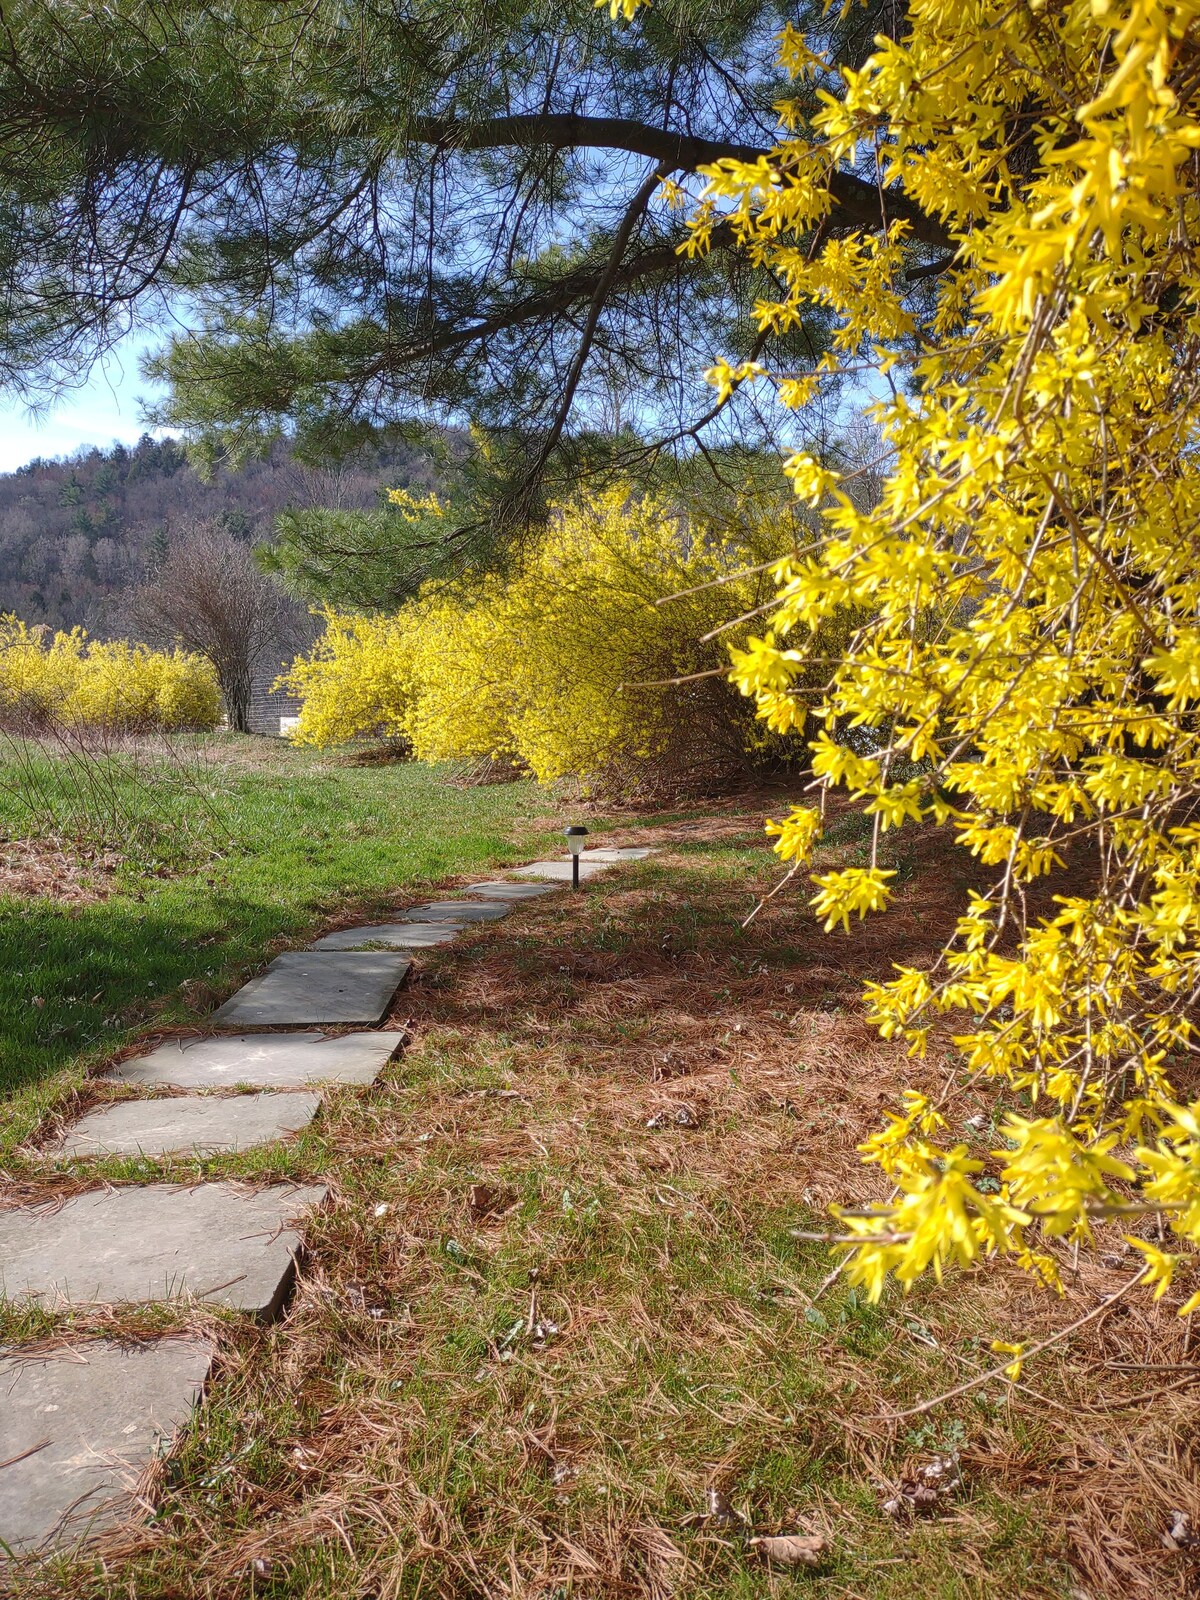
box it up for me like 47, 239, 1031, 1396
881, 1451, 963, 1517
1164, 1510, 1197, 1551
702, 1486, 745, 1527
749, 1533, 829, 1567
458, 1085, 529, 1102
647, 1105, 699, 1130
653, 1050, 692, 1082
469, 1182, 513, 1218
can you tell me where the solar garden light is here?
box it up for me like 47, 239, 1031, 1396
564, 824, 589, 890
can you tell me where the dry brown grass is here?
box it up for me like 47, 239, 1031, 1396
5, 806, 1200, 1600
0, 837, 119, 902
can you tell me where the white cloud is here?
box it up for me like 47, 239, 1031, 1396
0, 335, 169, 473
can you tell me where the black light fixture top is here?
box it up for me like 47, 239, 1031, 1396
564, 824, 589, 860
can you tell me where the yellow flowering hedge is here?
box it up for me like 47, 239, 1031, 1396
604, 0, 1200, 1308
0, 617, 221, 732
284, 485, 809, 792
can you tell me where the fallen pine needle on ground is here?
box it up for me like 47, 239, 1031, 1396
5, 790, 1200, 1600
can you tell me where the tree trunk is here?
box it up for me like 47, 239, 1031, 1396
224, 665, 253, 733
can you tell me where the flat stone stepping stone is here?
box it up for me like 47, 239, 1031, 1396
507, 859, 610, 881
50, 1092, 321, 1160
0, 1337, 212, 1554
581, 847, 655, 861
211, 951, 410, 1027
463, 880, 559, 900
398, 901, 510, 923
0, 1183, 326, 1315
107, 1031, 403, 1090
310, 922, 461, 950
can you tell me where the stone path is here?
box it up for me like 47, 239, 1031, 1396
53, 1092, 322, 1158
108, 1030, 405, 1089
0, 848, 653, 1558
459, 880, 559, 900
210, 951, 412, 1027
1, 1340, 213, 1553
508, 858, 610, 881
311, 922, 462, 949
0, 1183, 326, 1314
396, 900, 512, 923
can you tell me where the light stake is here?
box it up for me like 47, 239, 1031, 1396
564, 824, 589, 890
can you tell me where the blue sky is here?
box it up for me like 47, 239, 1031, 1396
0, 334, 166, 472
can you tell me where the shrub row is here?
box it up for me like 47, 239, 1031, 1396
0, 618, 221, 732
283, 485, 827, 795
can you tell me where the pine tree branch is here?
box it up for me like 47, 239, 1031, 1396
414, 112, 951, 248
512, 162, 667, 516
392, 229, 734, 368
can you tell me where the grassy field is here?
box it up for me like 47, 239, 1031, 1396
2, 741, 1196, 1600
0, 734, 558, 1155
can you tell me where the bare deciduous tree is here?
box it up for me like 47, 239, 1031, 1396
129, 520, 300, 733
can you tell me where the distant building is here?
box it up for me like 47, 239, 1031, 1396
246, 660, 305, 736
246, 619, 319, 736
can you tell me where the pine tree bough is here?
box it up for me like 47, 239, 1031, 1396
412, 112, 951, 247
0, 0, 949, 544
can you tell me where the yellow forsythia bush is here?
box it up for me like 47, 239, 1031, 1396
636, 0, 1200, 1305
284, 485, 806, 793
0, 617, 220, 732
281, 610, 422, 749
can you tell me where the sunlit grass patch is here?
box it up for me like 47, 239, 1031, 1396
0, 738, 557, 1138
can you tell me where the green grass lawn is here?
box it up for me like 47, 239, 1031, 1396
0, 734, 557, 1153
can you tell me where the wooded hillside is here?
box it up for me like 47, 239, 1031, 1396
0, 435, 446, 633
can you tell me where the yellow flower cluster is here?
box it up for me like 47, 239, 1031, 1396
384, 487, 444, 520
658, 0, 1200, 1300
0, 617, 220, 732
285, 486, 800, 790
